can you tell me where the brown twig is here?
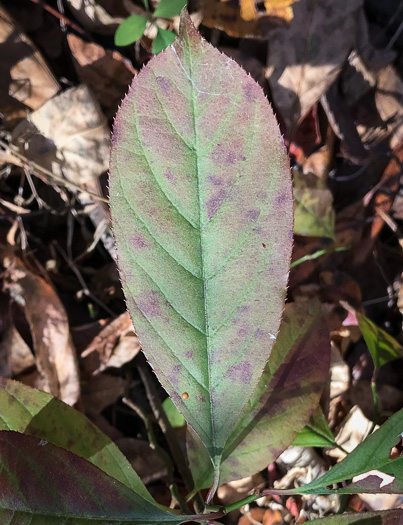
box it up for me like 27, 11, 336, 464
0, 139, 108, 203
28, 0, 86, 35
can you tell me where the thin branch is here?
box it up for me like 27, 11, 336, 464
0, 139, 108, 203
28, 0, 86, 35
137, 361, 205, 512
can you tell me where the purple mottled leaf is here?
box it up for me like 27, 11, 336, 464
109, 10, 293, 483
0, 377, 153, 502
0, 431, 189, 523
187, 300, 331, 489
307, 509, 403, 524
263, 408, 403, 496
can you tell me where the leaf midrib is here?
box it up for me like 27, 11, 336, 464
179, 42, 218, 462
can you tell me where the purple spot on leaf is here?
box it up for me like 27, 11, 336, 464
185, 350, 194, 359
207, 175, 222, 186
227, 361, 252, 384
156, 76, 171, 95
132, 234, 149, 250
246, 209, 260, 221
164, 171, 174, 181
206, 189, 227, 220
276, 193, 288, 205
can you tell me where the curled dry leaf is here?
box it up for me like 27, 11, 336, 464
2, 256, 79, 405
82, 312, 141, 373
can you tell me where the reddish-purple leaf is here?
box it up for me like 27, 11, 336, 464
0, 431, 194, 523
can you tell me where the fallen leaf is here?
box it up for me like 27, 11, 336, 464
2, 256, 79, 405
81, 373, 126, 415
65, 0, 125, 34
67, 34, 136, 120
293, 169, 335, 238
202, 0, 291, 38
116, 438, 168, 484
82, 312, 140, 373
265, 0, 363, 132
11, 85, 110, 186
0, 5, 59, 111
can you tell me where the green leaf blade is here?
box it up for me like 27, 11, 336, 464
115, 15, 147, 46
110, 12, 293, 478
0, 377, 153, 503
292, 406, 336, 448
153, 28, 177, 53
292, 409, 403, 495
154, 0, 187, 18
356, 312, 403, 370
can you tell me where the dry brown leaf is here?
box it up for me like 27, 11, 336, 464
67, 34, 136, 120
0, 5, 59, 112
202, 0, 291, 38
81, 373, 126, 415
82, 312, 140, 373
1, 322, 35, 376
12, 85, 110, 186
116, 438, 168, 484
65, 0, 125, 34
238, 507, 266, 525
265, 0, 362, 132
2, 256, 79, 405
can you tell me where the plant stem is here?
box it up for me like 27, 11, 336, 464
122, 396, 191, 514
369, 377, 379, 434
0, 138, 108, 203
290, 245, 350, 269
223, 493, 260, 513
137, 361, 205, 512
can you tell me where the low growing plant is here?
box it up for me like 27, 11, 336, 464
115, 0, 186, 53
1, 11, 402, 525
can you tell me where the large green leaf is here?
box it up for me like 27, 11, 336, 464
109, 10, 293, 487
266, 409, 403, 495
0, 377, 152, 503
307, 510, 403, 524
0, 431, 189, 524
187, 300, 330, 490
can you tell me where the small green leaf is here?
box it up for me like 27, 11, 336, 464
0, 431, 187, 523
154, 0, 187, 18
0, 377, 153, 503
152, 27, 177, 53
163, 397, 186, 427
292, 406, 336, 448
357, 312, 403, 370
307, 510, 403, 524
293, 169, 335, 239
115, 15, 147, 46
